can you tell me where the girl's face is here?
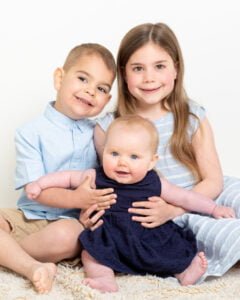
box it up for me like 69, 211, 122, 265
125, 42, 177, 111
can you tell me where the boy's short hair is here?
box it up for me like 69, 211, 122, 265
63, 43, 116, 77
106, 115, 159, 153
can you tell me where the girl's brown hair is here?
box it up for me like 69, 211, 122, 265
116, 23, 200, 180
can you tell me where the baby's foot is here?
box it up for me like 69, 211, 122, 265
175, 252, 207, 286
82, 276, 118, 293
30, 263, 57, 294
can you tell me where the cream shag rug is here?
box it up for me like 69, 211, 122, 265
1, 264, 240, 300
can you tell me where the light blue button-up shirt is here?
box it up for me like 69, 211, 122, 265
15, 101, 98, 220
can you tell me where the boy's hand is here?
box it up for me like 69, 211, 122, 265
212, 206, 236, 219
79, 204, 105, 231
73, 176, 117, 210
25, 182, 42, 200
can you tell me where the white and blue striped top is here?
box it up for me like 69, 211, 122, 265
97, 101, 240, 282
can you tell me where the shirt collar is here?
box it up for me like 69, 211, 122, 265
44, 101, 95, 132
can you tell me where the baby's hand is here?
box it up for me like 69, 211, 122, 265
212, 205, 236, 219
25, 182, 42, 199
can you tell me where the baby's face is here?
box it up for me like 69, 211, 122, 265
54, 54, 114, 120
103, 125, 157, 184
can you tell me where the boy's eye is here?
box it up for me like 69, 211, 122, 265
130, 154, 138, 160
78, 76, 88, 83
111, 151, 119, 157
97, 86, 108, 94
132, 66, 143, 72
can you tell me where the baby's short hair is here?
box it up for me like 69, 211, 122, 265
106, 115, 159, 153
63, 43, 116, 77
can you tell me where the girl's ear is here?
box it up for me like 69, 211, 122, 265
54, 68, 64, 91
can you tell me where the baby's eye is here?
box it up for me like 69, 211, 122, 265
130, 154, 138, 160
111, 151, 119, 157
78, 76, 88, 83
97, 86, 108, 94
133, 66, 143, 72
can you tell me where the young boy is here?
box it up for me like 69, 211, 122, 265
26, 115, 235, 293
0, 43, 116, 293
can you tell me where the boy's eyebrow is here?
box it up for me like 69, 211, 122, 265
76, 70, 112, 89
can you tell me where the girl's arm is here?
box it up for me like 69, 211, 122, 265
161, 177, 235, 218
191, 117, 223, 198
94, 124, 106, 162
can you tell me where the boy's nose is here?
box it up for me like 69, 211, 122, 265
85, 85, 95, 96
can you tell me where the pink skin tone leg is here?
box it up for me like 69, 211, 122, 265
175, 252, 208, 286
81, 250, 118, 293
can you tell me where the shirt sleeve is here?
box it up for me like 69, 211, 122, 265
15, 126, 45, 190
96, 112, 114, 132
188, 100, 206, 138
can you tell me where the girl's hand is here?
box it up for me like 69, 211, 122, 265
79, 204, 105, 231
128, 196, 185, 228
212, 205, 236, 219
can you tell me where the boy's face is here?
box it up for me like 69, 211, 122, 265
54, 54, 114, 119
103, 125, 158, 184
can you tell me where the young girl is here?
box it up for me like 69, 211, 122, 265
93, 22, 240, 282
26, 116, 234, 293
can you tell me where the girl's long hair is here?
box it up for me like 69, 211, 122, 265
116, 23, 200, 180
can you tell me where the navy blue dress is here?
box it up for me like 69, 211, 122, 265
79, 167, 197, 277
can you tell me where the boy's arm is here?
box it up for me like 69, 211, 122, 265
34, 174, 116, 210
160, 177, 230, 216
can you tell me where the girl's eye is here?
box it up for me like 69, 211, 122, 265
130, 154, 138, 160
78, 76, 87, 83
111, 151, 119, 157
97, 86, 108, 94
132, 66, 143, 72
156, 64, 165, 70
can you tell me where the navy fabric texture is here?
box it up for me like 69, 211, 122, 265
79, 167, 197, 276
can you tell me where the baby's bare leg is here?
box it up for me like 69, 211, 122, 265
81, 250, 118, 293
175, 252, 207, 286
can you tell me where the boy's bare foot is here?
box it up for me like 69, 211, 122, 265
29, 263, 57, 294
175, 252, 207, 286
82, 276, 118, 293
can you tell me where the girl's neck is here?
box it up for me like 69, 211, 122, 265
135, 104, 169, 121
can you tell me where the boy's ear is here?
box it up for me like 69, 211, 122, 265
54, 68, 64, 91
148, 154, 159, 171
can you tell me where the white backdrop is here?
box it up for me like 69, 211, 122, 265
0, 0, 239, 207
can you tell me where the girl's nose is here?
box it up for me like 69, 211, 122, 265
143, 70, 154, 83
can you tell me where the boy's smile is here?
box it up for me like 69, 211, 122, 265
54, 54, 114, 120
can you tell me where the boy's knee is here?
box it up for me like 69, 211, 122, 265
52, 219, 81, 247
0, 215, 11, 233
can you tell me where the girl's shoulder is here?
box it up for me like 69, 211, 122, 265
96, 112, 115, 132
188, 100, 206, 135
189, 100, 206, 120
